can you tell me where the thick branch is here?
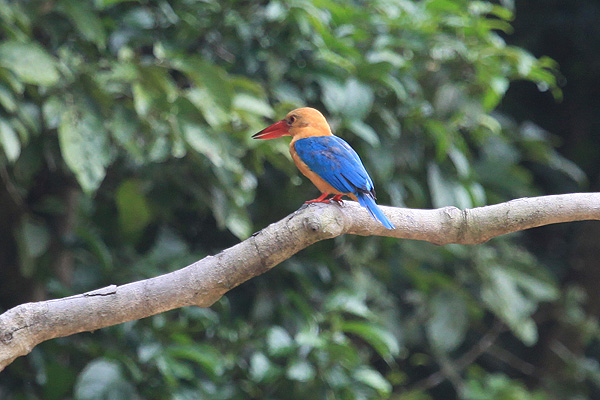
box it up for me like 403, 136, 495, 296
1, 193, 599, 371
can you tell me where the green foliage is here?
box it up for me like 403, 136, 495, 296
74, 359, 139, 400
0, 41, 60, 86
0, 0, 595, 399
463, 370, 547, 400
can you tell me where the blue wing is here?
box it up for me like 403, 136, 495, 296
294, 136, 375, 196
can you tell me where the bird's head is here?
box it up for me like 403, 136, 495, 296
252, 107, 332, 139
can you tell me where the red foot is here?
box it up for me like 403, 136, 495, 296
305, 194, 345, 204
330, 194, 344, 204
305, 193, 331, 204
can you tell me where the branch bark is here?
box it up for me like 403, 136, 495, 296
1, 193, 599, 371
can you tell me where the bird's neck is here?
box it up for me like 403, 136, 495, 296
291, 126, 333, 140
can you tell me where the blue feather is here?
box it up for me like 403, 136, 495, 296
294, 136, 395, 229
356, 192, 396, 229
294, 136, 373, 193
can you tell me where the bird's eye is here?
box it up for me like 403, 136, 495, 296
288, 115, 296, 124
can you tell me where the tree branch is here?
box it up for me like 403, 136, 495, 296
1, 193, 599, 371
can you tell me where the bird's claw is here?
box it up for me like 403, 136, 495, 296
304, 193, 330, 204
305, 194, 345, 205
330, 195, 344, 205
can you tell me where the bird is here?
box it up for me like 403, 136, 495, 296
252, 107, 395, 229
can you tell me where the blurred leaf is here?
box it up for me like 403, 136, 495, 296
286, 359, 315, 382
116, 180, 152, 241
233, 93, 275, 118
267, 326, 295, 357
78, 225, 113, 271
132, 82, 152, 117
42, 96, 63, 129
427, 163, 455, 208
0, 41, 59, 86
185, 88, 229, 128
182, 122, 225, 167
0, 116, 20, 162
325, 290, 373, 318
109, 106, 144, 163
483, 77, 509, 110
320, 77, 374, 120
17, 102, 41, 137
341, 321, 400, 361
15, 216, 50, 277
96, 0, 130, 6
59, 0, 106, 48
295, 324, 326, 351
547, 150, 587, 185
434, 84, 463, 117
19, 217, 50, 258
172, 57, 233, 112
74, 359, 139, 400
156, 353, 194, 385
481, 266, 538, 345
249, 352, 278, 383
448, 147, 471, 178
464, 372, 547, 400
167, 344, 226, 378
426, 291, 468, 352
478, 114, 502, 135
426, 0, 463, 13
347, 120, 381, 146
225, 208, 252, 240
0, 83, 17, 112
211, 189, 252, 239
58, 104, 110, 193
352, 367, 392, 396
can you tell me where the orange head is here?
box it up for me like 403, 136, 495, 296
252, 107, 332, 140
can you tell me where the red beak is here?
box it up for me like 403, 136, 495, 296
252, 120, 290, 139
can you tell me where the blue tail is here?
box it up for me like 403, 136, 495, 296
356, 192, 395, 229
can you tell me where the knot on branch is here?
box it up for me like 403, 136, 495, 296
1, 331, 13, 344
300, 203, 345, 239
437, 206, 470, 245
